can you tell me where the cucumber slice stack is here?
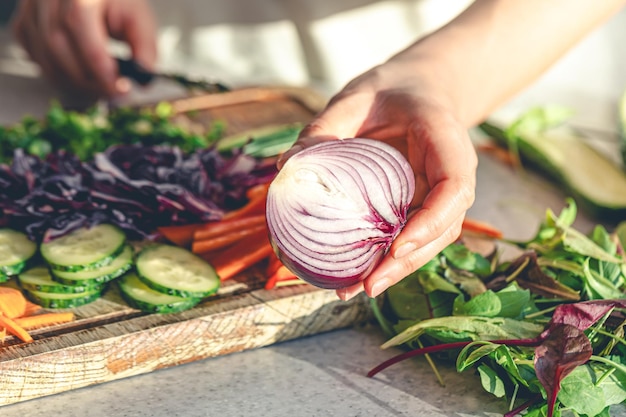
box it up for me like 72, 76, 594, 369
118, 244, 220, 313
51, 245, 134, 286
118, 273, 202, 314
18, 266, 103, 294
0, 229, 38, 282
5, 223, 220, 313
18, 266, 105, 308
135, 244, 220, 298
41, 224, 127, 272
19, 224, 134, 308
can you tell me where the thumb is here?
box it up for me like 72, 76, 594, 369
276, 133, 337, 170
277, 95, 367, 168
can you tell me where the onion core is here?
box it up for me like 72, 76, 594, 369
266, 138, 415, 289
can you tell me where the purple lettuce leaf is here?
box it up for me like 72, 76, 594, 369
0, 144, 276, 242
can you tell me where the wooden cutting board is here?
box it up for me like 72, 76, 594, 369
0, 86, 373, 406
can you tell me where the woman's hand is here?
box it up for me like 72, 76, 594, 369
279, 60, 478, 301
278, 0, 626, 301
12, 0, 157, 98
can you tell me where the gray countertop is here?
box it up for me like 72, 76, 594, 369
0, 324, 512, 417
1, 72, 625, 417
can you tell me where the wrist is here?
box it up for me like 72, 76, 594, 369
382, 49, 467, 127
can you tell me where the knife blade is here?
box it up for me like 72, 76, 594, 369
116, 57, 230, 94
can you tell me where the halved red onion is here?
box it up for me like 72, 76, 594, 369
266, 138, 415, 289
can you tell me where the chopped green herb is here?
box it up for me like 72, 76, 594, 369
0, 101, 225, 163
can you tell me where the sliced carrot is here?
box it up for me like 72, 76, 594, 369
209, 230, 274, 281
222, 195, 266, 220
23, 300, 43, 316
265, 251, 284, 278
158, 222, 210, 248
0, 287, 27, 319
246, 182, 271, 200
192, 223, 268, 254
156, 183, 270, 246
265, 265, 299, 290
14, 312, 75, 329
193, 214, 266, 241
222, 183, 270, 221
461, 218, 503, 239
0, 314, 33, 343
265, 275, 279, 290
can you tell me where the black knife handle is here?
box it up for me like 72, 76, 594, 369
116, 57, 154, 86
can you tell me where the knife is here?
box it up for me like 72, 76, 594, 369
116, 57, 230, 94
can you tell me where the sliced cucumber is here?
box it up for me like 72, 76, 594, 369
118, 273, 201, 313
41, 224, 126, 271
18, 266, 103, 294
51, 245, 134, 286
24, 287, 102, 309
136, 244, 220, 298
0, 229, 37, 276
480, 116, 626, 221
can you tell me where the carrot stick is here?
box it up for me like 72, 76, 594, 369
265, 265, 299, 290
193, 214, 266, 241
265, 252, 284, 277
222, 194, 267, 220
158, 223, 210, 248
265, 274, 279, 290
156, 183, 270, 246
14, 312, 75, 329
461, 218, 503, 239
0, 287, 27, 319
246, 182, 271, 200
222, 183, 270, 221
192, 224, 267, 254
23, 301, 43, 316
0, 314, 33, 343
209, 230, 274, 281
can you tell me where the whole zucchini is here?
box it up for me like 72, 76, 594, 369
479, 107, 626, 222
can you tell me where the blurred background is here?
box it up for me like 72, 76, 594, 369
1, 0, 626, 131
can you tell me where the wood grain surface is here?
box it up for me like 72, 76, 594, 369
0, 87, 374, 406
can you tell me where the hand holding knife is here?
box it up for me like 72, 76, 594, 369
116, 58, 230, 94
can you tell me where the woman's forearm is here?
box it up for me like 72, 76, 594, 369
393, 0, 626, 127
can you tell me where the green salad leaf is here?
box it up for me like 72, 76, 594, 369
371, 199, 626, 417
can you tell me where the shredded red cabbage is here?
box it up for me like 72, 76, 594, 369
0, 145, 276, 242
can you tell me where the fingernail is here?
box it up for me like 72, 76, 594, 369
370, 277, 391, 298
277, 144, 302, 167
336, 287, 362, 301
115, 77, 132, 95
393, 242, 417, 259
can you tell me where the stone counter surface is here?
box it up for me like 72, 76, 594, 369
0, 325, 510, 417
